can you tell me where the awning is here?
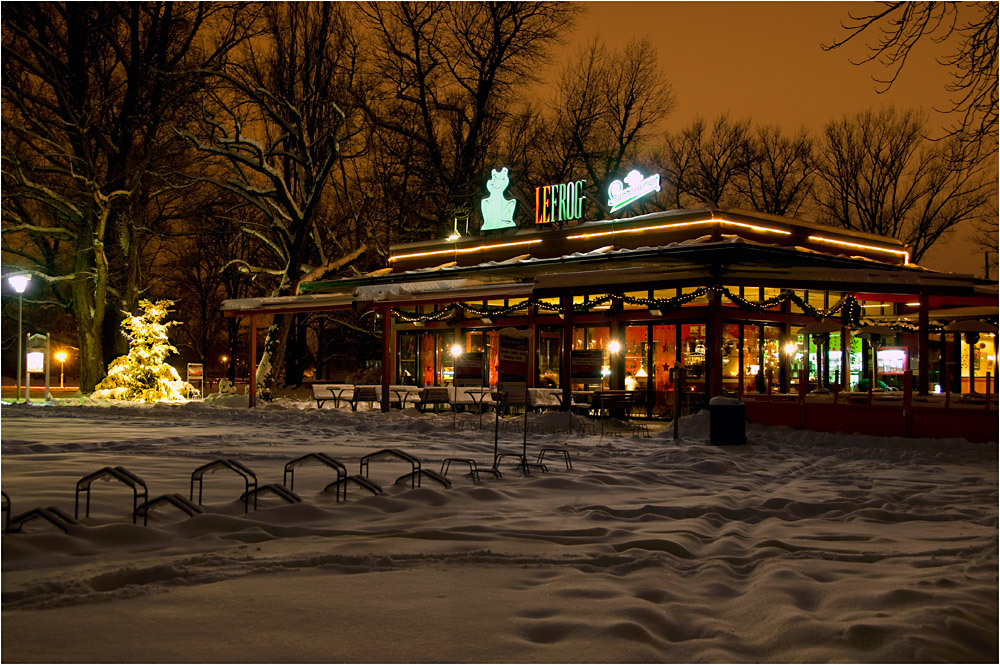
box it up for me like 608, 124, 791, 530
353, 279, 533, 307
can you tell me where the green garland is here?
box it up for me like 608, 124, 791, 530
390, 286, 949, 331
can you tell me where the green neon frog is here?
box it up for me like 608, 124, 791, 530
480, 167, 517, 231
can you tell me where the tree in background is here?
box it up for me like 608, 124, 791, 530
1, 2, 248, 392
178, 3, 367, 395
542, 36, 675, 219
659, 114, 753, 209
736, 126, 815, 217
813, 107, 992, 263
359, 1, 576, 238
824, 1, 998, 157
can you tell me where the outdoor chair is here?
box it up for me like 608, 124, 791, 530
590, 390, 647, 437
349, 385, 378, 411
417, 387, 452, 413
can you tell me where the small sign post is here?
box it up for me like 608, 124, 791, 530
187, 363, 204, 397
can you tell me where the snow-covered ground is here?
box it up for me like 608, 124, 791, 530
2, 397, 997, 663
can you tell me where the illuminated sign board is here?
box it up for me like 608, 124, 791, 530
480, 167, 517, 231
26, 351, 44, 373
607, 169, 660, 213
535, 180, 586, 225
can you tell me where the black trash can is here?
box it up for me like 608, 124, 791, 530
709, 402, 747, 445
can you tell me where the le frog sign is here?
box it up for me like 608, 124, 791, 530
535, 179, 586, 226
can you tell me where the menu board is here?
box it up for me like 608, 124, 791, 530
570, 350, 604, 380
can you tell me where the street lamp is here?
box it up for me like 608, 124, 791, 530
55, 351, 67, 388
8, 274, 31, 402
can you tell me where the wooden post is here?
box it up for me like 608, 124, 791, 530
707, 289, 723, 398
249, 314, 257, 409
381, 306, 392, 412
560, 294, 573, 411
672, 366, 685, 440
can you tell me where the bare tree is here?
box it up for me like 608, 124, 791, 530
178, 3, 369, 395
813, 107, 993, 263
660, 114, 754, 209
737, 126, 815, 217
545, 36, 676, 218
823, 2, 998, 156
1, 2, 247, 392
359, 1, 576, 236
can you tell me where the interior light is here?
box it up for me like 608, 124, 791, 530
635, 367, 647, 377
608, 341, 621, 353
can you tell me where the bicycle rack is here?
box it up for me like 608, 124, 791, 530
1, 490, 9, 533
440, 458, 503, 484
136, 494, 204, 520
283, 453, 348, 501
325, 475, 382, 496
75, 466, 149, 526
241, 484, 301, 505
9, 506, 79, 534
360, 449, 421, 489
395, 469, 452, 489
537, 448, 572, 470
190, 459, 258, 513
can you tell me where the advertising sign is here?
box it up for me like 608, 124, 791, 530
480, 167, 517, 231
570, 350, 604, 380
607, 169, 661, 213
498, 329, 530, 394
26, 351, 45, 374
455, 351, 484, 387
535, 179, 586, 226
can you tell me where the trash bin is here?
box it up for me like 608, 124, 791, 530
708, 399, 746, 445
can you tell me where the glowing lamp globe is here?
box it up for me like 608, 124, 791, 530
8, 273, 31, 293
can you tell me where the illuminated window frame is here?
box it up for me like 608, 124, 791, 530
389, 238, 543, 263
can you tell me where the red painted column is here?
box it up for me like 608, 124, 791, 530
918, 292, 930, 396
249, 314, 257, 409
381, 305, 393, 412
560, 294, 573, 409
706, 289, 723, 398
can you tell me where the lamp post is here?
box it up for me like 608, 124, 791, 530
55, 351, 67, 389
8, 274, 31, 402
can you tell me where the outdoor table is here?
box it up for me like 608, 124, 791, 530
326, 385, 353, 409
390, 386, 420, 408
457, 387, 493, 429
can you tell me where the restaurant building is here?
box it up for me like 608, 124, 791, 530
222, 173, 997, 440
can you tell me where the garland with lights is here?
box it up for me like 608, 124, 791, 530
389, 286, 940, 330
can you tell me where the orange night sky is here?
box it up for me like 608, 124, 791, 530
555, 1, 991, 276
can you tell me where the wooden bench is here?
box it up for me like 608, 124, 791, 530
348, 385, 379, 411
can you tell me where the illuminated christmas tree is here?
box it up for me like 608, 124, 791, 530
93, 300, 198, 402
